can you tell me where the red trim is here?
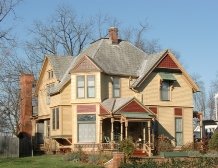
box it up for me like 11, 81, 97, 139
149, 107, 157, 114
120, 100, 146, 112
77, 105, 96, 113
99, 105, 110, 115
157, 54, 179, 69
174, 108, 182, 116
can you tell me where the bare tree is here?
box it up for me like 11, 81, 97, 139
192, 73, 206, 117
207, 72, 218, 120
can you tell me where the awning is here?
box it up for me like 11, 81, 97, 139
121, 112, 153, 119
159, 72, 176, 81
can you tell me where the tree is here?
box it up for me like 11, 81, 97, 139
192, 73, 206, 116
0, 0, 25, 134
207, 72, 218, 119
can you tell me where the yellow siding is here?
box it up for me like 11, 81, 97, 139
139, 72, 193, 107
62, 106, 72, 135
71, 72, 101, 104
158, 107, 175, 137
183, 108, 193, 144
37, 60, 59, 117
60, 81, 71, 105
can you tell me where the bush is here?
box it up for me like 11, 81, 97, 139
156, 135, 174, 154
181, 142, 194, 151
63, 145, 88, 163
119, 138, 135, 162
208, 131, 218, 151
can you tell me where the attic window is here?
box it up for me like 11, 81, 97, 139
48, 70, 54, 79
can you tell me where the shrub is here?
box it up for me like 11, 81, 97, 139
208, 131, 218, 151
156, 135, 174, 154
181, 142, 194, 151
119, 138, 135, 162
63, 145, 88, 163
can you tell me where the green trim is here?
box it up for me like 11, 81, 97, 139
121, 112, 152, 119
159, 72, 176, 81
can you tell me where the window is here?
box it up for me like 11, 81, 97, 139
77, 114, 96, 143
52, 107, 59, 130
76, 75, 96, 98
175, 118, 183, 146
113, 77, 120, 98
46, 83, 54, 105
87, 75, 95, 98
48, 70, 54, 79
160, 80, 170, 101
77, 76, 85, 98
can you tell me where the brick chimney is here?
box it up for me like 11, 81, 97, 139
109, 27, 119, 44
19, 73, 34, 138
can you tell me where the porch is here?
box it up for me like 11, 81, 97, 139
99, 112, 155, 156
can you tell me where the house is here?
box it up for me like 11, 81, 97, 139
32, 27, 199, 156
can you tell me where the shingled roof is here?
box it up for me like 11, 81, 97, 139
49, 27, 199, 94
47, 56, 73, 81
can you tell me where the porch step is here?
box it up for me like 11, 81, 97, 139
132, 149, 148, 157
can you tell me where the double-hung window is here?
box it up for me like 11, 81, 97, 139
160, 80, 170, 101
175, 117, 183, 146
52, 107, 59, 130
87, 75, 95, 98
77, 114, 96, 143
77, 76, 85, 98
113, 77, 120, 98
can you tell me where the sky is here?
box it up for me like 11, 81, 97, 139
8, 0, 218, 92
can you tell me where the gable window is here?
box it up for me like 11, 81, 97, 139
160, 81, 170, 101
77, 76, 85, 98
113, 77, 120, 98
48, 70, 54, 79
52, 107, 59, 130
87, 75, 95, 98
175, 117, 183, 146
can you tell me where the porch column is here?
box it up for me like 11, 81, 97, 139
143, 122, 146, 144
100, 119, 103, 143
125, 120, 128, 139
148, 120, 151, 156
111, 118, 114, 141
120, 121, 123, 141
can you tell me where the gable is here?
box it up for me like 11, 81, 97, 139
71, 55, 101, 73
119, 100, 147, 113
157, 54, 179, 69
35, 58, 56, 94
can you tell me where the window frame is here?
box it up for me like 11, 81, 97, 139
87, 75, 95, 98
77, 114, 96, 143
52, 107, 60, 130
175, 117, 183, 146
160, 80, 171, 101
113, 77, 121, 98
48, 70, 54, 79
77, 75, 85, 98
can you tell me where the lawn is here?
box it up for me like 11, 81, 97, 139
0, 155, 103, 168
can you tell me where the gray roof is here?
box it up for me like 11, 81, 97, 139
50, 38, 167, 94
47, 56, 73, 81
101, 97, 133, 113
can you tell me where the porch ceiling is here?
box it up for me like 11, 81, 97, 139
121, 112, 153, 119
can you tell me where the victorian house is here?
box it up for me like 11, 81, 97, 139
31, 27, 199, 156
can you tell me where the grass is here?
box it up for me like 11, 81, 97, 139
0, 155, 103, 168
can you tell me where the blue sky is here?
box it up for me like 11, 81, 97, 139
10, 0, 218, 91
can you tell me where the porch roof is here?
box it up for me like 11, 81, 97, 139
121, 112, 153, 119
